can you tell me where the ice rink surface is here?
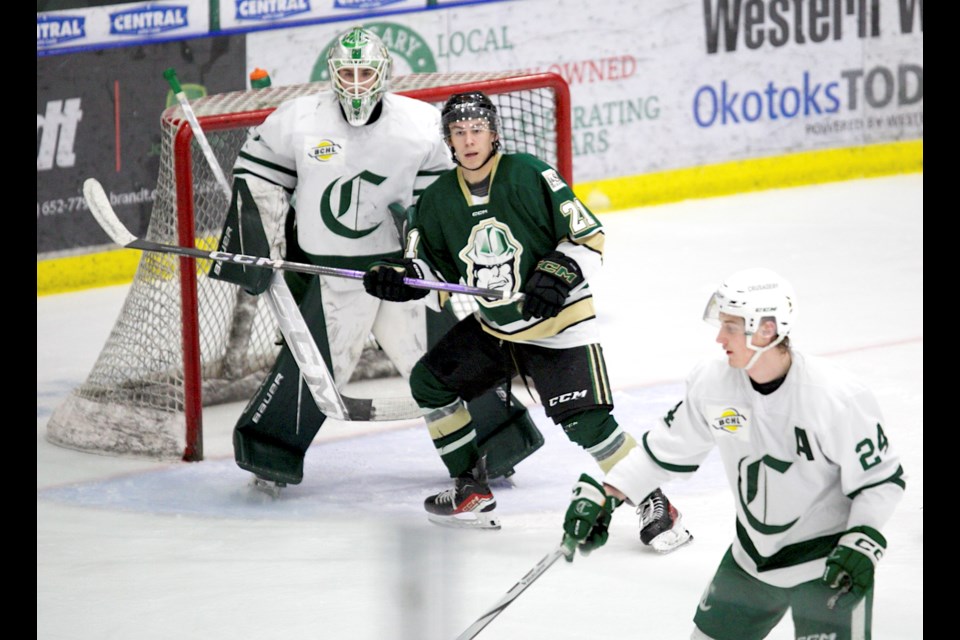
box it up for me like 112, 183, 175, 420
37, 174, 923, 639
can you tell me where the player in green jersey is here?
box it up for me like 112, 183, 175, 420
362, 92, 691, 551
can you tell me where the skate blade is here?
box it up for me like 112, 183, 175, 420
250, 477, 285, 499
427, 512, 501, 530
649, 530, 693, 554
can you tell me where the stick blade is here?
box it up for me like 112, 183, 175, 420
83, 178, 137, 248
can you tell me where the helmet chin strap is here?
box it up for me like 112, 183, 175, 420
743, 334, 786, 371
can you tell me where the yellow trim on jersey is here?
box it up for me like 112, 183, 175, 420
456, 153, 502, 200
479, 297, 596, 342
570, 230, 605, 255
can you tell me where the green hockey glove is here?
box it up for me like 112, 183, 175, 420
363, 257, 429, 302
822, 525, 887, 608
561, 474, 619, 561
522, 251, 584, 320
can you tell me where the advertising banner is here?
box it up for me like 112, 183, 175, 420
38, 0, 209, 55
217, 0, 427, 31
246, 0, 923, 183
37, 35, 246, 255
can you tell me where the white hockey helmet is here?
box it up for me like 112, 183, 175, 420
703, 268, 797, 368
327, 26, 392, 126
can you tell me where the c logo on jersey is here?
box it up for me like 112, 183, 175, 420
710, 407, 748, 433
319, 171, 386, 239
458, 219, 523, 307
309, 139, 342, 162
737, 455, 799, 534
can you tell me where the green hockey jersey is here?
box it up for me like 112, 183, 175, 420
409, 153, 606, 348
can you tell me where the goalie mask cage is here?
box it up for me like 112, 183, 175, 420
46, 71, 572, 462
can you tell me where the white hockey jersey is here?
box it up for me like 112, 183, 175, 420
234, 91, 453, 265
605, 351, 906, 587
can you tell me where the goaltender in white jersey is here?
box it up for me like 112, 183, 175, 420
230, 90, 451, 382
560, 267, 906, 640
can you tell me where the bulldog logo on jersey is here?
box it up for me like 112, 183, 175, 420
458, 219, 523, 307
709, 407, 748, 433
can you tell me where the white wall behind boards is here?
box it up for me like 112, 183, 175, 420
247, 0, 923, 183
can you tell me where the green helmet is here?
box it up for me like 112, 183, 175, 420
327, 26, 392, 126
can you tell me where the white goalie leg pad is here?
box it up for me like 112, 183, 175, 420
371, 299, 428, 379
318, 276, 380, 385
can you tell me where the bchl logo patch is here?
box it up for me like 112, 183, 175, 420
709, 407, 748, 433
541, 169, 565, 192
309, 139, 342, 162
37, 15, 86, 47
109, 5, 189, 36
235, 0, 311, 22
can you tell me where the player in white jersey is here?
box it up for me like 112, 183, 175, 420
560, 268, 906, 640
209, 26, 538, 491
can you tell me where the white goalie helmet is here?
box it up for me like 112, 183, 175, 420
703, 268, 797, 368
327, 26, 392, 126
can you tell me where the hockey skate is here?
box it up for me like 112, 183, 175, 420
424, 456, 501, 530
638, 488, 692, 553
250, 476, 286, 499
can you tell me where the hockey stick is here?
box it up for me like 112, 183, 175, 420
454, 545, 567, 640
86, 177, 513, 301
84, 177, 422, 421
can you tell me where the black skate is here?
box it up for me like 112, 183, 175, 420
425, 456, 500, 530
638, 488, 692, 553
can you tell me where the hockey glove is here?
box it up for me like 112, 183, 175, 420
561, 474, 619, 561
363, 257, 430, 302
822, 525, 887, 608
521, 251, 584, 320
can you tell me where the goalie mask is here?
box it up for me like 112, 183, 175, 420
703, 268, 797, 369
327, 26, 392, 126
441, 91, 502, 166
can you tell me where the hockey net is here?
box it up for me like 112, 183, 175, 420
46, 72, 572, 461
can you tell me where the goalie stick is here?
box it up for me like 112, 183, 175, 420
454, 545, 567, 640
83, 177, 425, 421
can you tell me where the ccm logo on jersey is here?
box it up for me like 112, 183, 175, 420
549, 390, 588, 406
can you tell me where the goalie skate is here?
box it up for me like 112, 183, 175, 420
425, 456, 501, 530
638, 488, 692, 553
250, 477, 286, 499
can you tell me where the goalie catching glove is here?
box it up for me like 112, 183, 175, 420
522, 251, 584, 320
363, 257, 430, 302
821, 525, 887, 608
561, 474, 620, 561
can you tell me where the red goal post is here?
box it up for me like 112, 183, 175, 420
46, 72, 572, 462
